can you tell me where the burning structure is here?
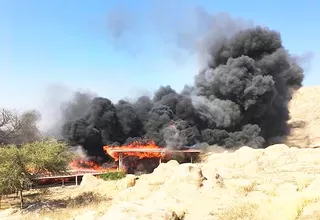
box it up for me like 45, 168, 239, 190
34, 141, 201, 186
103, 140, 202, 174
60, 25, 304, 170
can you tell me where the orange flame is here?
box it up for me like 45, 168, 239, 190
69, 159, 117, 172
27, 159, 117, 177
103, 140, 163, 161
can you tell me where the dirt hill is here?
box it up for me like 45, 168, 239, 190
287, 86, 320, 148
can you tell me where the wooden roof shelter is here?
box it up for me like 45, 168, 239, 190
111, 148, 203, 170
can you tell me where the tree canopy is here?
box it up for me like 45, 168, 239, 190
0, 140, 74, 208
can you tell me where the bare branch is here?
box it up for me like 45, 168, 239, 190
0, 108, 42, 145
0, 109, 15, 128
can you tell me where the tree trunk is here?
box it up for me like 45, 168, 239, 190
0, 194, 2, 209
19, 190, 23, 209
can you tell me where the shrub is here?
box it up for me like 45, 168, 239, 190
98, 171, 126, 181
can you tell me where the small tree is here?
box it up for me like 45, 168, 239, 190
0, 140, 74, 209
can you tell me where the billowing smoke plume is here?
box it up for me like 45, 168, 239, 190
43, 86, 95, 140
61, 25, 304, 158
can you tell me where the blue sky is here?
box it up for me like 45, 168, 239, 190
1, 0, 320, 129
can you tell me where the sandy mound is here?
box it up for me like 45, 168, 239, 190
287, 86, 320, 148
70, 144, 320, 220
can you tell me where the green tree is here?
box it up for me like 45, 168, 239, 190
0, 140, 74, 209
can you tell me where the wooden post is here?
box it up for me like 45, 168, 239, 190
159, 151, 164, 165
75, 175, 78, 186
19, 190, 24, 209
119, 153, 123, 170
190, 154, 193, 163
62, 179, 64, 187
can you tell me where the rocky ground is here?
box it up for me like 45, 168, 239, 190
1, 86, 320, 220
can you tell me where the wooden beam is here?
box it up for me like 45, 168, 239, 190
111, 149, 202, 153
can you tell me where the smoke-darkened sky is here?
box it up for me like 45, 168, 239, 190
0, 0, 318, 133
60, 24, 305, 158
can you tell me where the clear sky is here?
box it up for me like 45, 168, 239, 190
1, 0, 320, 129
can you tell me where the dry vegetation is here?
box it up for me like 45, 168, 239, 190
0, 180, 119, 220
1, 86, 320, 220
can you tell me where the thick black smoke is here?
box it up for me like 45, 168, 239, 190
62, 26, 303, 158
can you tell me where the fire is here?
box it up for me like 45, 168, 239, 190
69, 159, 117, 172
103, 140, 164, 161
27, 159, 115, 177
70, 160, 103, 171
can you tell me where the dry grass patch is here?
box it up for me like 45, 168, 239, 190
263, 193, 320, 220
21, 192, 112, 220
295, 196, 320, 220
296, 177, 314, 192
0, 202, 11, 210
22, 199, 112, 220
235, 180, 257, 196
64, 192, 104, 208
213, 202, 260, 220
0, 189, 47, 210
